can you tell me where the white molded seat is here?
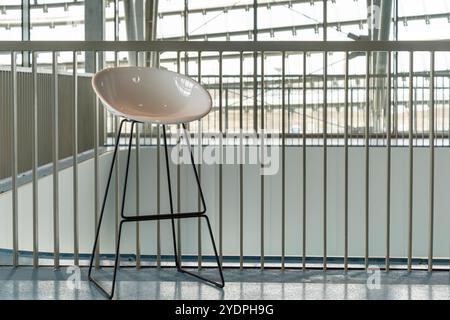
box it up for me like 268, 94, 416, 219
92, 66, 212, 124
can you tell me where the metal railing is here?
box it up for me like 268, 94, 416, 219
0, 41, 449, 272
1, 69, 450, 179
0, 66, 104, 180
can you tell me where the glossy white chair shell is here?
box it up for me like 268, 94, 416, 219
92, 66, 212, 124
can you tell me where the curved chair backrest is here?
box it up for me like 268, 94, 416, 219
92, 67, 212, 124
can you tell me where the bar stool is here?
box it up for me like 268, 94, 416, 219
88, 66, 225, 299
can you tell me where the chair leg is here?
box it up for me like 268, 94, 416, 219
89, 120, 134, 299
178, 215, 225, 288
90, 220, 125, 299
89, 121, 224, 299
88, 119, 126, 280
119, 121, 136, 220
175, 123, 225, 288
203, 215, 225, 287
182, 123, 206, 211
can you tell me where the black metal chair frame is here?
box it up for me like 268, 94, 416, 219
88, 119, 225, 299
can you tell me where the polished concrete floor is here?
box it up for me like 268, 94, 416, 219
1, 267, 450, 300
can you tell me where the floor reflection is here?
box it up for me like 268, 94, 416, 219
1, 267, 449, 300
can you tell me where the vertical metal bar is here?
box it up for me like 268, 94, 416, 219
323, 51, 328, 270
447, 78, 450, 149
114, 52, 120, 248
73, 51, 79, 266
197, 51, 202, 269
114, 131, 120, 242
114, 4, 122, 267
219, 51, 224, 266
163, 124, 179, 270
239, 51, 244, 269
323, 0, 327, 41
253, 0, 258, 130
394, 0, 399, 141
260, 51, 265, 270
281, 51, 286, 270
394, 0, 399, 42
135, 122, 141, 268
156, 122, 161, 267
344, 51, 349, 271
287, 88, 291, 139
422, 77, 425, 145
225, 88, 229, 132
21, 0, 30, 66
414, 84, 418, 140
176, 51, 182, 264
103, 100, 107, 147
356, 87, 360, 143
94, 51, 100, 268
52, 51, 60, 268
350, 87, 353, 145
253, 0, 258, 40
135, 51, 141, 269
391, 0, 398, 140
428, 51, 435, 272
183, 0, 189, 134
407, 51, 414, 271
156, 52, 161, 267
302, 52, 307, 270
365, 51, 370, 270
442, 76, 445, 146
32, 51, 39, 268
113, 4, 121, 264
184, 0, 188, 40
336, 85, 339, 146
11, 52, 19, 267
386, 51, 392, 271
114, 0, 120, 41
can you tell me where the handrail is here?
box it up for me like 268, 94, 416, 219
0, 40, 450, 52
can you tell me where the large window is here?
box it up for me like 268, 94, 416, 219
0, 0, 22, 41
156, 0, 450, 41
0, 1, 449, 138
397, 0, 450, 40
1, 0, 449, 68
30, 0, 84, 40
1, 0, 449, 43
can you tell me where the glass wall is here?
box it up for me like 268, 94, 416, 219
0, 0, 448, 139
0, 0, 22, 40
1, 0, 449, 43
397, 0, 450, 40
30, 0, 84, 40
0, 0, 449, 67
156, 0, 450, 41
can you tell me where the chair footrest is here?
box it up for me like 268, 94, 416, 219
123, 212, 205, 222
